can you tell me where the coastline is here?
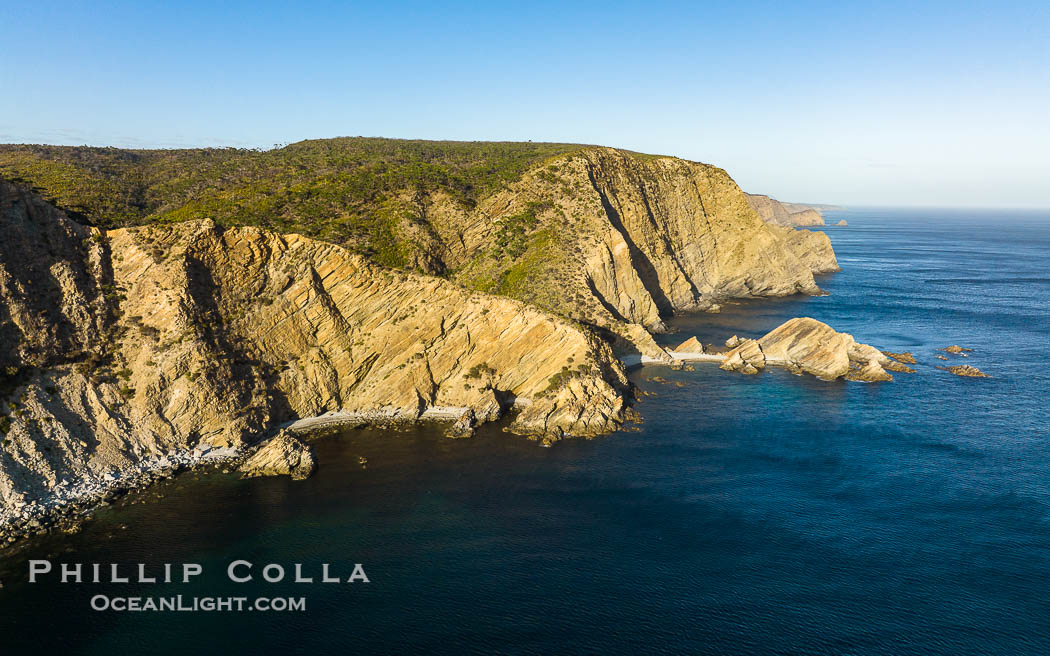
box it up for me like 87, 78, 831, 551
0, 335, 889, 547
0, 327, 915, 548
0, 352, 705, 546
0, 446, 240, 547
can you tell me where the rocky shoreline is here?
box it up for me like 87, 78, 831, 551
0, 313, 993, 549
0, 401, 592, 546
0, 445, 240, 547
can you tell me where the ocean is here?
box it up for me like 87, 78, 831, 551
1, 208, 1048, 655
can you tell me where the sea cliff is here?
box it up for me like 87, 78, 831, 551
0, 179, 628, 536
0, 139, 841, 540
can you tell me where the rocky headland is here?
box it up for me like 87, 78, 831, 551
745, 194, 830, 227
0, 140, 845, 542
0, 179, 631, 541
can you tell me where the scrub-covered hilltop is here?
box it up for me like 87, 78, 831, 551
1, 139, 837, 355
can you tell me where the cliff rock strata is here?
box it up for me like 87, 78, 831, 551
0, 180, 628, 528
448, 149, 839, 348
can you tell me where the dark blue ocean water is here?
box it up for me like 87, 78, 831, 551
1, 208, 1048, 655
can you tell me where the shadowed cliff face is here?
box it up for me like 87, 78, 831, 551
0, 180, 628, 518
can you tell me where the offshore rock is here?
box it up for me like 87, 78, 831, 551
238, 431, 316, 480
836, 220, 848, 226
881, 352, 917, 373
941, 365, 990, 378
883, 360, 916, 374
882, 351, 917, 364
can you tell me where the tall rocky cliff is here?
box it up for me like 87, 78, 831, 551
0, 180, 628, 517
1, 142, 838, 355
428, 148, 839, 352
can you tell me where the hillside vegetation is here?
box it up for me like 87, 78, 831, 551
0, 138, 583, 267
0, 138, 837, 354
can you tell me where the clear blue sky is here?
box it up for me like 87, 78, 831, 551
2, 1, 1047, 207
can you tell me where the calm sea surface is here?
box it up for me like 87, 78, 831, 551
1, 208, 1048, 655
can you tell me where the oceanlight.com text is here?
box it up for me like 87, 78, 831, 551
90, 595, 306, 612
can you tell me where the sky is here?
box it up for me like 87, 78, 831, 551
1, 1, 1048, 208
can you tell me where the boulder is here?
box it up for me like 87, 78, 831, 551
719, 339, 765, 375
238, 430, 316, 480
941, 345, 973, 354
725, 335, 743, 349
673, 336, 704, 354
836, 220, 848, 226
445, 409, 477, 438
